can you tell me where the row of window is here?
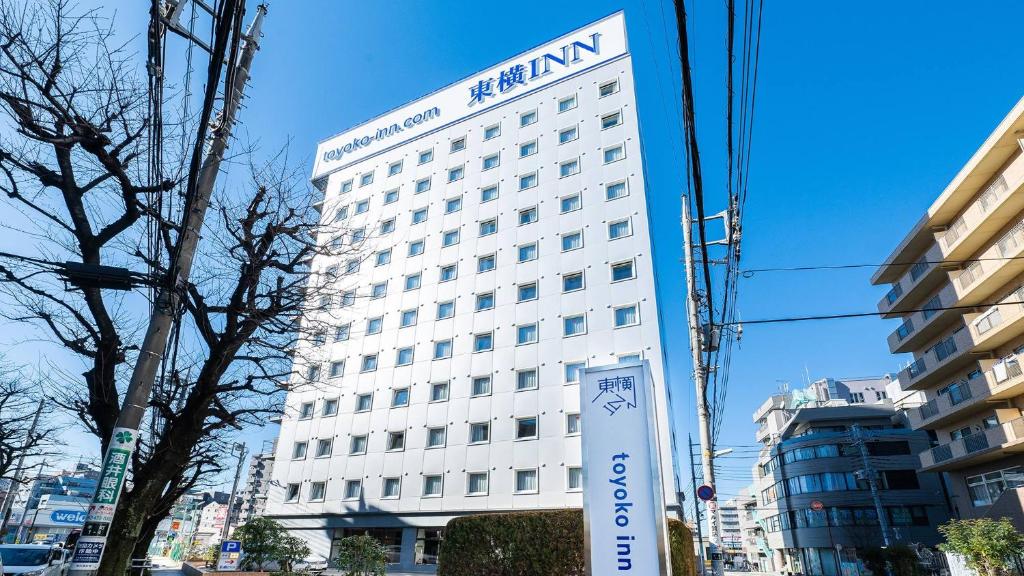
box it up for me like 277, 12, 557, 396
965, 465, 1023, 507
758, 441, 911, 477
762, 505, 931, 532
761, 469, 920, 504
284, 466, 583, 503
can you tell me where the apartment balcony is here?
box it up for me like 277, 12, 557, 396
963, 289, 1024, 352
953, 216, 1024, 307
898, 327, 980, 391
909, 355, 1024, 429
877, 243, 947, 317
919, 416, 1024, 472
887, 281, 960, 354
940, 170, 1024, 260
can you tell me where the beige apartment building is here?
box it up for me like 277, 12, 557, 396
872, 97, 1024, 527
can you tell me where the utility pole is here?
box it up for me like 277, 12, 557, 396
69, 5, 267, 575
0, 398, 44, 535
688, 435, 706, 574
852, 424, 893, 547
221, 443, 248, 541
682, 194, 723, 576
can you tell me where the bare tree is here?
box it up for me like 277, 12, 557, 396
0, 362, 54, 482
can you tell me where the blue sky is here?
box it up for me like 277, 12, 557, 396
5, 0, 1024, 516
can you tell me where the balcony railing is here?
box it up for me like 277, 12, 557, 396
998, 220, 1024, 257
910, 258, 929, 281
907, 357, 927, 378
963, 432, 991, 454
922, 416, 1024, 470
931, 444, 953, 463
978, 175, 1009, 212
896, 319, 915, 341
959, 261, 983, 289
944, 218, 968, 248
933, 336, 958, 361
918, 400, 940, 420
886, 283, 904, 305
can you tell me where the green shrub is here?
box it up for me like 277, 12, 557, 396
939, 518, 1024, 576
668, 518, 697, 576
333, 534, 388, 576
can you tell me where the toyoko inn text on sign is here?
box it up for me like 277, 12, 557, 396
311, 13, 628, 180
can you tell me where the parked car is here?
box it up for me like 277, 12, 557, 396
0, 544, 68, 576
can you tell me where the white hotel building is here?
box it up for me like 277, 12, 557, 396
265, 13, 679, 572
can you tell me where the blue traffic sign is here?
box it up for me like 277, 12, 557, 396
696, 484, 715, 501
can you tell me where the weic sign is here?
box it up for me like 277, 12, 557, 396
581, 361, 671, 576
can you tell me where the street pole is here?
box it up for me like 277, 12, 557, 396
852, 424, 893, 547
688, 435, 706, 574
69, 6, 267, 575
0, 398, 44, 536
221, 443, 248, 541
682, 194, 723, 576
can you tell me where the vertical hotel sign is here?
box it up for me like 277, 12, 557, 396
581, 361, 671, 576
70, 427, 137, 571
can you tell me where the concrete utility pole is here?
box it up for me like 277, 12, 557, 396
0, 398, 44, 535
851, 424, 893, 547
682, 195, 722, 576
69, 6, 267, 575
688, 434, 707, 572
221, 443, 248, 541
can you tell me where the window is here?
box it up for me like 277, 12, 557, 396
520, 110, 537, 126
370, 282, 387, 299
519, 140, 538, 157
329, 360, 345, 379
518, 207, 538, 225
606, 180, 627, 200
345, 259, 360, 275
392, 388, 410, 407
445, 197, 462, 213
349, 435, 367, 455
340, 180, 353, 194
427, 427, 447, 448
517, 323, 538, 345
415, 177, 431, 194
285, 483, 300, 502
382, 477, 401, 498
418, 149, 433, 164
515, 469, 539, 493
561, 231, 583, 251
442, 229, 460, 247
448, 165, 464, 182
559, 125, 578, 143
388, 160, 403, 176
469, 422, 490, 444
380, 218, 396, 234
451, 137, 466, 152
966, 467, 1024, 506
334, 205, 349, 222
614, 304, 639, 327
563, 272, 584, 292
850, 392, 865, 404
476, 292, 495, 311
518, 243, 538, 262
367, 317, 383, 335
518, 282, 538, 301
351, 228, 366, 243
471, 376, 491, 397
474, 332, 494, 352
309, 481, 326, 502
384, 189, 399, 204
567, 467, 583, 491
477, 254, 496, 272
560, 194, 581, 213
481, 185, 499, 202
611, 260, 635, 281
437, 301, 455, 319
603, 144, 625, 163
440, 264, 458, 282
558, 95, 577, 112
482, 153, 500, 170
292, 441, 308, 459
427, 381, 449, 403
400, 309, 418, 327
315, 438, 333, 458
344, 480, 362, 500
563, 315, 586, 337
404, 273, 421, 290
565, 362, 585, 384
355, 199, 369, 214
412, 208, 428, 224
467, 472, 489, 495
516, 369, 538, 391
396, 347, 414, 366
479, 218, 497, 236
883, 470, 920, 490
566, 413, 581, 435
422, 475, 443, 497
361, 354, 378, 372
433, 339, 453, 359
387, 431, 406, 451
599, 79, 619, 97
323, 398, 338, 416
608, 219, 631, 239
355, 393, 372, 412
876, 390, 888, 401
306, 364, 321, 381
559, 158, 580, 178
342, 291, 355, 307
484, 124, 501, 140
519, 172, 538, 190
360, 172, 374, 186
601, 111, 622, 129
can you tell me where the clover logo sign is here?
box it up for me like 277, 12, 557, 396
114, 430, 134, 445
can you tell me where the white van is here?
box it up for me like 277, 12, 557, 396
0, 544, 68, 576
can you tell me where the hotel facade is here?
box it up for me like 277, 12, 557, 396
264, 13, 680, 572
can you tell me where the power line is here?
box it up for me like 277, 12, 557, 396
741, 254, 1024, 276
718, 299, 1024, 326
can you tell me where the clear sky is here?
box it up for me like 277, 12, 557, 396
4, 0, 1024, 519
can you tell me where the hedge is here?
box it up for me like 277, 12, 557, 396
437, 509, 696, 576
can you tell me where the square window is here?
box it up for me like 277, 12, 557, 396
519, 141, 538, 158
351, 228, 366, 243
285, 483, 300, 502
382, 477, 401, 498
518, 207, 538, 226
606, 180, 628, 200
474, 332, 493, 352
388, 161, 403, 176
408, 240, 425, 256
517, 323, 538, 345
355, 199, 369, 214
329, 360, 345, 379
561, 231, 583, 251
427, 427, 447, 448
422, 475, 443, 497
560, 194, 581, 213
558, 95, 577, 112
430, 382, 449, 402
451, 137, 466, 152
323, 398, 339, 416
360, 172, 374, 186
563, 314, 586, 337
478, 254, 496, 272
516, 369, 538, 391
341, 291, 355, 307
442, 229, 460, 247
316, 438, 333, 458
340, 180, 353, 194
412, 208, 428, 224
375, 249, 392, 266
567, 467, 583, 491
519, 173, 537, 190
614, 304, 640, 327
599, 79, 619, 97
467, 472, 489, 495
471, 376, 492, 397
481, 185, 499, 202
479, 219, 497, 236
448, 166, 464, 182
329, 235, 344, 250
608, 219, 632, 239
419, 149, 434, 164
437, 301, 455, 319
445, 197, 463, 213
476, 292, 495, 311
601, 111, 622, 129
313, 330, 327, 346
292, 441, 308, 459
518, 282, 538, 302
400, 309, 418, 327
367, 317, 383, 335
345, 259, 360, 274
404, 273, 422, 290
433, 339, 453, 359
355, 394, 373, 412
416, 177, 431, 194
565, 362, 585, 384
361, 354, 378, 372
396, 347, 414, 366
558, 126, 578, 144
380, 218, 396, 234
350, 435, 368, 455
469, 422, 490, 443
566, 412, 581, 434
484, 124, 501, 140
516, 417, 538, 439
334, 205, 349, 222
384, 189, 399, 204
310, 481, 326, 501
392, 388, 410, 407
335, 323, 351, 341
559, 159, 580, 178
603, 144, 625, 164
306, 364, 321, 381
483, 153, 500, 170
563, 272, 584, 292
520, 110, 537, 126
618, 353, 641, 364
440, 264, 458, 282
344, 480, 362, 500
518, 243, 538, 262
